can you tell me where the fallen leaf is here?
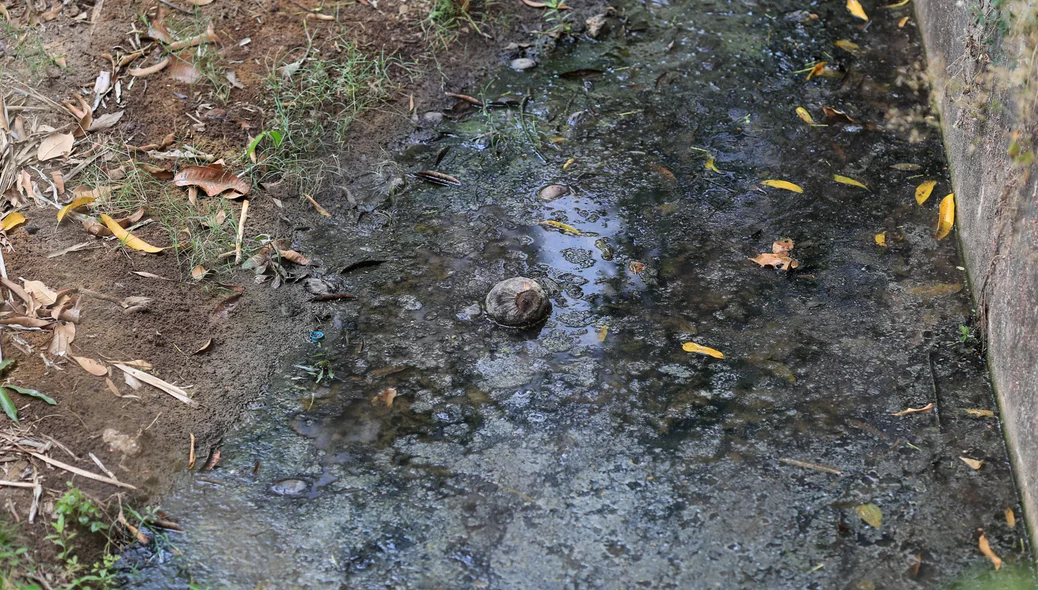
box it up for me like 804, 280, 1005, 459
194, 338, 213, 354
47, 242, 94, 258
277, 249, 313, 266
795, 107, 815, 125
113, 363, 197, 406
650, 163, 677, 182
49, 321, 76, 356
936, 193, 955, 240
846, 0, 869, 20
891, 402, 934, 416
57, 196, 94, 222
960, 456, 984, 470
173, 165, 250, 197
88, 111, 124, 132
23, 280, 57, 305
1006, 508, 1016, 529
169, 56, 202, 84
855, 504, 882, 528
539, 220, 584, 236
598, 326, 608, 342
99, 214, 165, 253
822, 105, 855, 123
628, 261, 645, 274
834, 174, 869, 190
37, 132, 75, 161
73, 356, 108, 376
978, 534, 1002, 570
875, 232, 887, 246
965, 409, 995, 418
682, 342, 724, 359
1, 212, 26, 232
772, 239, 794, 255
132, 271, 171, 281
891, 163, 921, 171
898, 16, 910, 27
805, 61, 827, 81
191, 265, 209, 281
305, 194, 331, 217
760, 179, 803, 193
915, 180, 936, 205
52, 171, 65, 195
882, 0, 910, 7
834, 40, 862, 54
704, 154, 721, 173
749, 253, 798, 270
372, 387, 397, 408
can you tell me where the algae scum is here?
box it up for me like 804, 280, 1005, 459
135, 1, 1031, 588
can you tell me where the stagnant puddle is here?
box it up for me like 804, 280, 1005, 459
132, 1, 1033, 587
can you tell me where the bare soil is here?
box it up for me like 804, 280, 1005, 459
0, 0, 596, 570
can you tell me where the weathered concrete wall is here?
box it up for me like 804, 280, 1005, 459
915, 0, 1038, 552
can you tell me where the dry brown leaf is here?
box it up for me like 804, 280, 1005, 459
23, 280, 58, 306
891, 402, 934, 416
749, 253, 798, 270
772, 239, 794, 255
372, 387, 397, 408
73, 356, 108, 376
51, 171, 65, 195
169, 56, 202, 84
49, 321, 76, 356
1006, 508, 1016, 529
978, 534, 1002, 570
88, 110, 124, 132
191, 265, 209, 281
0, 316, 52, 328
173, 165, 250, 197
277, 248, 313, 266
305, 194, 331, 217
960, 456, 984, 470
38, 132, 75, 161
194, 338, 213, 354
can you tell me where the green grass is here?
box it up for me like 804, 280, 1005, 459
0, 21, 60, 78
138, 9, 229, 99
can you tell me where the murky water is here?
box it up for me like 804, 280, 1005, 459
131, 1, 1033, 588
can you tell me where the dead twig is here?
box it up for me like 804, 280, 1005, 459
29, 452, 136, 489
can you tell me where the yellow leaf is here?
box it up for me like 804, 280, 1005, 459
898, 16, 909, 27
805, 61, 827, 81
598, 326, 608, 342
761, 180, 803, 193
882, 0, 910, 7
705, 154, 721, 173
833, 174, 869, 190
855, 504, 882, 528
915, 180, 936, 205
99, 214, 165, 253
834, 40, 862, 54
539, 219, 584, 236
682, 342, 725, 359
875, 232, 887, 246
1006, 508, 1016, 529
936, 193, 955, 240
563, 157, 576, 170
795, 107, 815, 125
846, 0, 868, 20
1, 212, 26, 232
57, 196, 95, 222
960, 456, 984, 470
978, 534, 1002, 570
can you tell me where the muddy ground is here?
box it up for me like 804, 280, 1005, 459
0, 0, 589, 574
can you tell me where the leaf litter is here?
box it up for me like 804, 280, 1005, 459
749, 239, 798, 270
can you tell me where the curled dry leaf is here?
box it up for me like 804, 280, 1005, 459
822, 106, 855, 123
750, 253, 798, 270
194, 338, 213, 354
277, 248, 313, 266
169, 56, 202, 84
129, 57, 170, 77
49, 321, 76, 356
628, 261, 646, 274
772, 239, 794, 255
960, 456, 984, 470
760, 179, 803, 193
191, 265, 209, 281
795, 107, 815, 125
372, 387, 397, 408
173, 165, 250, 197
682, 342, 724, 359
891, 402, 933, 416
915, 180, 936, 205
73, 356, 108, 376
100, 214, 165, 253
57, 196, 94, 222
88, 110, 124, 132
936, 193, 955, 240
978, 534, 1002, 570
846, 0, 868, 20
305, 194, 331, 217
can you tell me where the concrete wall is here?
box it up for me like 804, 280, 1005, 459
915, 0, 1038, 553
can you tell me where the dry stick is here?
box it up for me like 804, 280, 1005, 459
777, 457, 844, 476
234, 199, 249, 264
0, 480, 34, 489
89, 452, 118, 481
28, 452, 136, 489
168, 26, 218, 51
113, 364, 197, 407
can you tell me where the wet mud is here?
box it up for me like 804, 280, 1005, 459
131, 1, 1032, 587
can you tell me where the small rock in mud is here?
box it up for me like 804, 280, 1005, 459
538, 184, 571, 201
304, 278, 333, 295
457, 303, 482, 321
102, 428, 140, 457
271, 479, 308, 496
510, 58, 537, 71
485, 277, 551, 327
421, 112, 444, 125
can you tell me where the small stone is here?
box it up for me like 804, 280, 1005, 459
271, 479, 308, 496
304, 278, 332, 295
538, 184, 571, 201
510, 58, 537, 71
457, 303, 482, 321
102, 428, 140, 457
421, 111, 444, 124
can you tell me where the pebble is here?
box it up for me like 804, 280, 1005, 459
422, 111, 445, 124
510, 58, 537, 71
271, 479, 308, 496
